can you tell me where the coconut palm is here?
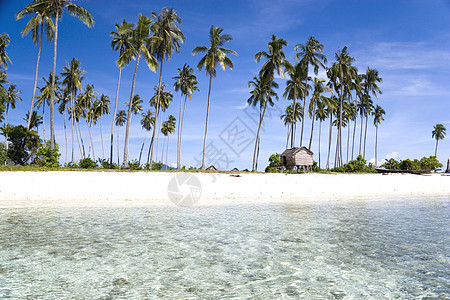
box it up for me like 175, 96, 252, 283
139, 110, 154, 165
125, 94, 144, 115
350, 74, 363, 160
295, 37, 327, 147
115, 110, 126, 166
78, 84, 98, 159
327, 46, 357, 167
150, 86, 173, 162
33, 0, 94, 149
24, 111, 43, 131
248, 75, 278, 171
57, 90, 70, 162
192, 25, 237, 170
122, 14, 158, 169
358, 93, 373, 158
173, 64, 199, 169
315, 100, 327, 168
161, 115, 176, 170
15, 3, 55, 130
432, 124, 446, 157
326, 95, 338, 169
3, 85, 22, 149
110, 19, 134, 168
362, 67, 382, 158
372, 105, 385, 166
61, 58, 85, 163
0, 71, 9, 95
283, 62, 309, 147
148, 7, 185, 169
281, 104, 302, 149
96, 94, 110, 159
36, 73, 58, 141
308, 77, 332, 149
0, 33, 12, 70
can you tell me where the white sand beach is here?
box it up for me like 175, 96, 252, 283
0, 171, 449, 207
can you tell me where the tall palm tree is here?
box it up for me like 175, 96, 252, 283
15, 2, 54, 130
24, 111, 43, 131
110, 19, 134, 168
122, 14, 158, 169
150, 86, 173, 162
0, 33, 12, 70
295, 37, 327, 147
248, 75, 278, 171
36, 73, 59, 141
372, 105, 385, 166
3, 85, 22, 150
283, 62, 309, 147
362, 67, 382, 158
350, 73, 363, 160
115, 110, 126, 166
95, 94, 110, 159
326, 95, 338, 169
161, 115, 176, 170
139, 110, 154, 165
192, 25, 237, 170
281, 104, 302, 149
34, 0, 94, 149
327, 46, 357, 167
0, 71, 9, 95
315, 100, 327, 168
308, 77, 332, 149
57, 90, 70, 163
147, 7, 185, 170
173, 64, 199, 169
78, 84, 98, 159
432, 123, 446, 157
61, 58, 85, 163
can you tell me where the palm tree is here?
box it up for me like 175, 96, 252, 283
139, 110, 154, 165
24, 111, 43, 130
110, 19, 134, 168
161, 115, 176, 170
372, 105, 385, 166
61, 58, 85, 163
78, 84, 98, 159
295, 37, 327, 147
3, 85, 22, 149
327, 46, 357, 167
150, 86, 173, 162
281, 104, 302, 149
326, 95, 338, 169
248, 75, 278, 171
149, 7, 185, 170
308, 77, 332, 149
315, 100, 327, 168
95, 94, 110, 159
362, 67, 382, 158
173, 64, 199, 169
115, 110, 126, 166
15, 2, 54, 130
0, 33, 12, 70
122, 14, 158, 169
57, 90, 70, 162
432, 124, 446, 157
283, 62, 309, 147
192, 25, 237, 170
34, 0, 94, 149
36, 73, 59, 141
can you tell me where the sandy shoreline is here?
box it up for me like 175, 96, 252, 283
0, 171, 449, 207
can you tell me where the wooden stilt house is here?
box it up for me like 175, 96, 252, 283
280, 147, 314, 171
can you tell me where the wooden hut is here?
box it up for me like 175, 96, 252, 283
206, 165, 217, 171
280, 147, 314, 171
230, 167, 239, 172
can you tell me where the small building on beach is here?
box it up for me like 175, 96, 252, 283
206, 165, 217, 171
280, 147, 314, 170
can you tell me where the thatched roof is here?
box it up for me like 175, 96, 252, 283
231, 167, 239, 172
206, 165, 217, 171
281, 147, 314, 157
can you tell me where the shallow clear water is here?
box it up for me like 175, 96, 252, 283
0, 196, 449, 299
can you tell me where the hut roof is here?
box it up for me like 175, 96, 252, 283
206, 165, 217, 171
231, 167, 239, 172
281, 147, 314, 157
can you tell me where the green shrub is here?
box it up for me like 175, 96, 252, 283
34, 142, 60, 167
151, 162, 163, 170
419, 156, 442, 170
331, 155, 376, 173
381, 158, 399, 170
128, 159, 141, 170
265, 153, 282, 172
0, 143, 7, 165
79, 157, 98, 169
1, 125, 40, 165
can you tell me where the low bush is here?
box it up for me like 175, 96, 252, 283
331, 155, 376, 173
79, 157, 98, 169
34, 142, 61, 168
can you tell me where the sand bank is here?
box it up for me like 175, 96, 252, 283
0, 171, 449, 207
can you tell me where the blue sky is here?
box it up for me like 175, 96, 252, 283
1, 0, 449, 170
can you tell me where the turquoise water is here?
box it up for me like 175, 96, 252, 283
0, 196, 448, 299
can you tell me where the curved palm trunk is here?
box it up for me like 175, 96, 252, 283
300, 65, 309, 147
286, 126, 292, 149
291, 99, 297, 148
161, 133, 166, 162
49, 10, 59, 149
156, 110, 162, 162
146, 132, 154, 166
201, 74, 213, 170
70, 95, 75, 163
252, 104, 267, 172
178, 96, 188, 168
177, 93, 183, 169
318, 120, 322, 169
375, 124, 378, 166
27, 24, 43, 130
326, 114, 333, 169
435, 139, 438, 156
75, 120, 83, 158
4, 104, 9, 150
359, 114, 363, 155
122, 55, 141, 169
87, 121, 95, 160
110, 68, 122, 168
63, 109, 67, 164
352, 115, 357, 160
308, 101, 317, 149
138, 131, 147, 165
363, 114, 369, 159
42, 103, 46, 141
149, 60, 164, 170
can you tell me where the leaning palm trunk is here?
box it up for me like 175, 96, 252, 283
138, 131, 147, 165
27, 24, 43, 130
177, 93, 183, 169
70, 96, 75, 163
291, 99, 297, 148
149, 60, 164, 170
49, 10, 59, 149
286, 126, 292, 149
326, 114, 333, 169
337, 87, 344, 167
435, 140, 438, 156
363, 115, 369, 159
359, 115, 363, 155
318, 120, 322, 169
4, 105, 9, 150
75, 120, 83, 158
87, 121, 95, 160
201, 74, 213, 170
300, 66, 309, 147
308, 101, 317, 149
122, 55, 141, 168
375, 124, 378, 166
110, 68, 122, 168
42, 103, 46, 141
63, 109, 68, 164
178, 95, 188, 168
161, 133, 166, 162
156, 110, 162, 162
352, 115, 357, 160
252, 104, 267, 172
146, 133, 154, 166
